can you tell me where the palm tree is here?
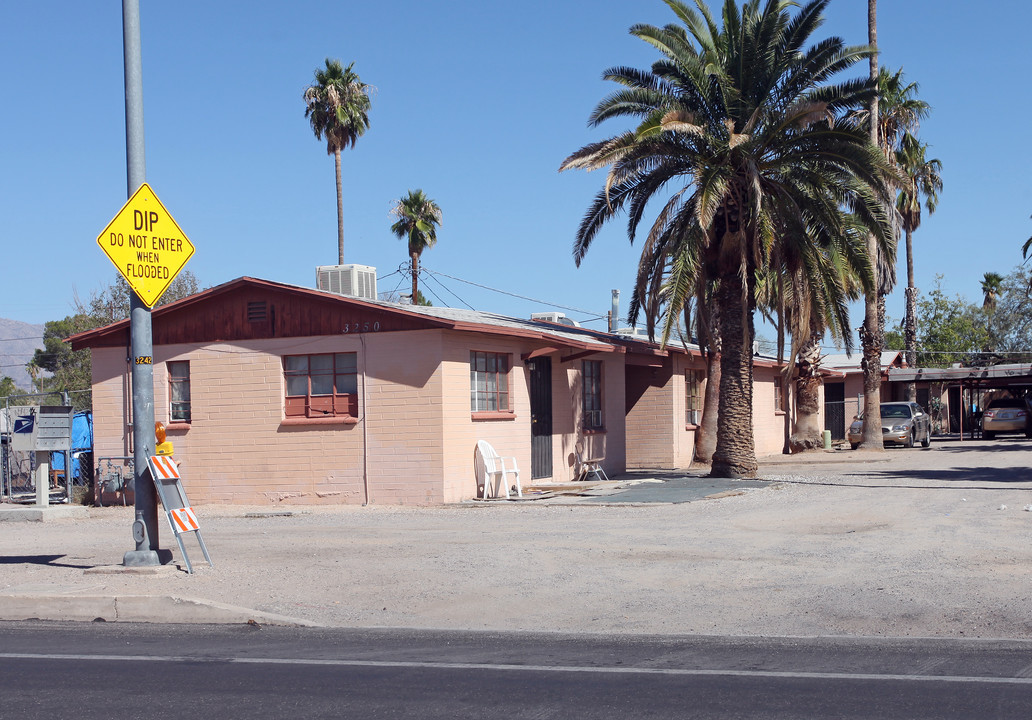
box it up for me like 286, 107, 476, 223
561, 0, 895, 478
895, 132, 942, 400
304, 59, 372, 265
390, 190, 443, 303
857, 0, 883, 449
981, 271, 1003, 352
855, 61, 932, 441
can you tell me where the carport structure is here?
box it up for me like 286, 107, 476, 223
887, 362, 1032, 438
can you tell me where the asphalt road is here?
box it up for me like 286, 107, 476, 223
3, 623, 1031, 719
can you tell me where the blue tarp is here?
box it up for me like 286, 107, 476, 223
49, 411, 93, 481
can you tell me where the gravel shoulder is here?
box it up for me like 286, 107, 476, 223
2, 438, 1031, 638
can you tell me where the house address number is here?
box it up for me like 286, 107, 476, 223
342, 322, 380, 334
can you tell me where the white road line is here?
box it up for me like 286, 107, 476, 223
2, 653, 1032, 685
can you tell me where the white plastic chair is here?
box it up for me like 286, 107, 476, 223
475, 440, 522, 499
575, 443, 608, 482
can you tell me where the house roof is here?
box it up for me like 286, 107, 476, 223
887, 362, 1032, 388
822, 351, 903, 372
66, 276, 700, 361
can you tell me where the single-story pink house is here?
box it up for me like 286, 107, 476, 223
70, 277, 793, 505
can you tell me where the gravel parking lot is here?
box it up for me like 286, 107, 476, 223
2, 437, 1031, 638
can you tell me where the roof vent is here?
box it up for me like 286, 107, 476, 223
531, 312, 580, 328
316, 264, 377, 300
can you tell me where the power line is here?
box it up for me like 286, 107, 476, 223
0, 336, 44, 342
422, 267, 602, 318
420, 270, 476, 311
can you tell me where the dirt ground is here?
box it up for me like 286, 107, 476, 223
2, 437, 1031, 638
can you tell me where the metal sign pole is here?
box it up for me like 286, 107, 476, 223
121, 0, 166, 567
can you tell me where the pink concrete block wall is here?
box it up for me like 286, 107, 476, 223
672, 354, 705, 468
752, 365, 792, 457
624, 364, 675, 469
92, 332, 448, 507
439, 332, 532, 502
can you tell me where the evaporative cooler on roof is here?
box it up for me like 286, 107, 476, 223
316, 264, 377, 300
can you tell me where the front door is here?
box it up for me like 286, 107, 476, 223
529, 357, 553, 479
823, 382, 846, 440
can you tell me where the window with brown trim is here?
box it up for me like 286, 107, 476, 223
284, 353, 358, 418
583, 359, 603, 430
470, 351, 510, 412
685, 369, 701, 425
168, 360, 191, 423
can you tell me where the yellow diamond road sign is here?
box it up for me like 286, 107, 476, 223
97, 183, 195, 307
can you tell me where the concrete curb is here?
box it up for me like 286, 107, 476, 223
0, 506, 91, 522
0, 594, 317, 627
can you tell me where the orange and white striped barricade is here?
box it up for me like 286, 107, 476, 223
147, 455, 213, 574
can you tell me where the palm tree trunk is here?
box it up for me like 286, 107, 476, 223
690, 287, 719, 465
790, 331, 824, 452
411, 251, 419, 303
711, 273, 758, 478
904, 226, 917, 401
695, 348, 720, 464
860, 0, 884, 449
335, 149, 345, 265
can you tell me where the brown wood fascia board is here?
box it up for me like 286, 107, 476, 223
560, 349, 602, 364
624, 355, 668, 368
521, 347, 563, 361
448, 320, 616, 354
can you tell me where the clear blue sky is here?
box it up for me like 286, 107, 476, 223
2, 1, 1030, 346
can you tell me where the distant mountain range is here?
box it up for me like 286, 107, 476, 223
0, 317, 44, 393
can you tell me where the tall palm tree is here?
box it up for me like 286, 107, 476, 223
304, 59, 372, 265
895, 131, 942, 399
390, 190, 442, 302
858, 0, 884, 449
561, 0, 895, 478
981, 271, 1003, 352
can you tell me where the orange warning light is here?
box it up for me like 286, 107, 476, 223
154, 421, 174, 456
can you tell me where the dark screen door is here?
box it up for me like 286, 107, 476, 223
529, 357, 553, 479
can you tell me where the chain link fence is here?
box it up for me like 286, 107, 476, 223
1, 390, 93, 504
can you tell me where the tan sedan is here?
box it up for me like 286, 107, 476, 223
848, 401, 932, 449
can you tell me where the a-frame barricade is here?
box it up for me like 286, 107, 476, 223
147, 455, 213, 574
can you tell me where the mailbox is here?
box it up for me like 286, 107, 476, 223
35, 406, 73, 452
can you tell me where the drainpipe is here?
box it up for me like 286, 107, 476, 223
360, 334, 371, 505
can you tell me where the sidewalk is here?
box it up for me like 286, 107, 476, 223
2, 441, 1031, 638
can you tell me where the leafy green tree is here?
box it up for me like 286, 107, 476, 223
390, 189, 442, 303
561, 0, 895, 476
0, 375, 29, 398
78, 271, 200, 322
895, 131, 941, 398
304, 59, 372, 265
985, 267, 1032, 361
912, 276, 988, 368
26, 272, 204, 411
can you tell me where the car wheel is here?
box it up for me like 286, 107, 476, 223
906, 430, 915, 448
984, 430, 996, 440
921, 427, 931, 448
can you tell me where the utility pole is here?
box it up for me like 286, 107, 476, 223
120, 0, 167, 567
